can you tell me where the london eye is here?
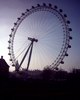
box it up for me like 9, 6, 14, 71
8, 3, 72, 71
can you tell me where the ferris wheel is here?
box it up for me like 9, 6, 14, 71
8, 3, 72, 71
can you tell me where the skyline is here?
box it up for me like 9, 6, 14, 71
0, 0, 80, 71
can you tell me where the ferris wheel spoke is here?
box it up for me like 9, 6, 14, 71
36, 46, 42, 67
34, 11, 48, 38
39, 11, 46, 30
39, 23, 62, 40
45, 20, 59, 33
38, 23, 62, 40
15, 40, 28, 56
34, 45, 41, 68
33, 45, 42, 68
35, 15, 54, 39
38, 43, 52, 66
45, 22, 62, 35
40, 30, 63, 42
15, 43, 30, 60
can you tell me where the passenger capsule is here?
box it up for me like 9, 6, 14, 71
8, 40, 11, 43
37, 4, 40, 7
68, 45, 71, 48
49, 3, 52, 7
11, 28, 14, 31
17, 18, 20, 20
60, 61, 64, 64
67, 20, 70, 24
9, 34, 12, 37
22, 13, 25, 16
14, 23, 17, 25
69, 36, 72, 39
69, 28, 72, 31
32, 6, 35, 9
26, 9, 29, 12
64, 14, 67, 17
10, 59, 12, 61
54, 5, 58, 9
43, 3, 46, 6
8, 53, 11, 55
59, 9, 63, 12
8, 47, 10, 49
65, 53, 68, 56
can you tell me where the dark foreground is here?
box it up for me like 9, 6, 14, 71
0, 71, 80, 99
0, 58, 80, 99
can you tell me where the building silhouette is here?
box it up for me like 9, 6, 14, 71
0, 56, 9, 76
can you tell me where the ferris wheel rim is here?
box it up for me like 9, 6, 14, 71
8, 3, 72, 70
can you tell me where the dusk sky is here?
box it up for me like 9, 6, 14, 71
0, 0, 80, 72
